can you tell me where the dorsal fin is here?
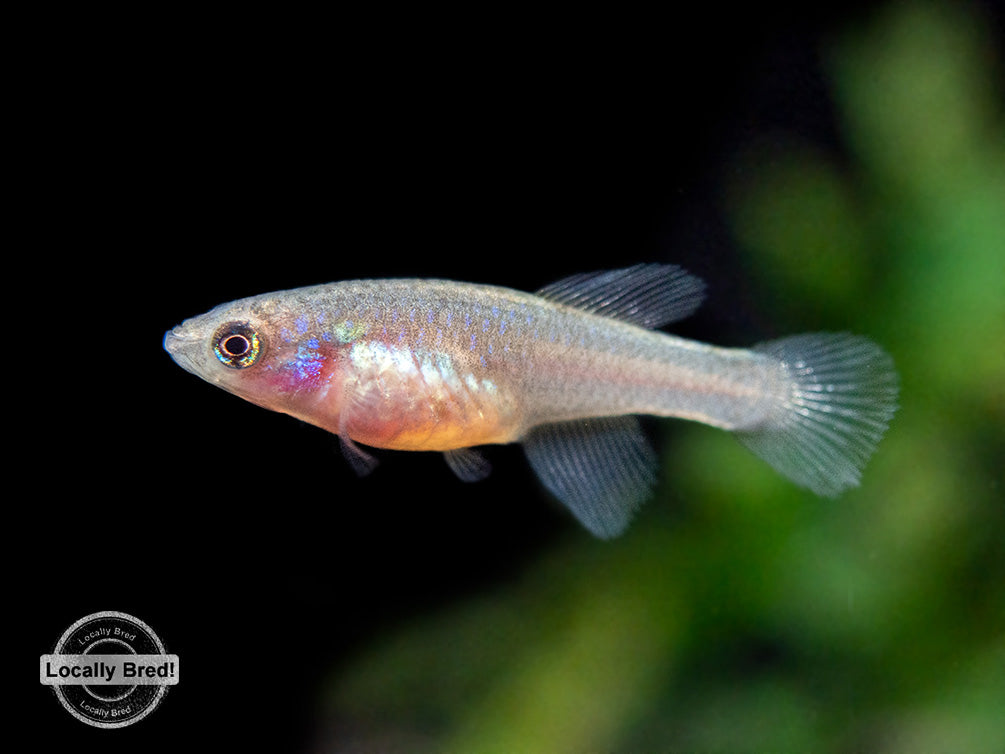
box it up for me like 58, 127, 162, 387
535, 264, 706, 329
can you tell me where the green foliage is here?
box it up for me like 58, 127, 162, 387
320, 3, 1005, 750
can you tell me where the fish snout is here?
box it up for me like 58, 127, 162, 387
163, 325, 203, 375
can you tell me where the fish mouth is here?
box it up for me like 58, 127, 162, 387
163, 326, 202, 376
162, 325, 186, 356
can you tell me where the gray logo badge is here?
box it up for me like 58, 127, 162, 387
40, 611, 178, 728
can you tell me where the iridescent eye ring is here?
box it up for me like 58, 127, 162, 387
213, 322, 261, 368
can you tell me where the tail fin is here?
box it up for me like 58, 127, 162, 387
736, 333, 899, 496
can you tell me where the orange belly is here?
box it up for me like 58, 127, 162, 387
355, 417, 516, 452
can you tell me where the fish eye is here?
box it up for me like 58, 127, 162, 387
213, 322, 262, 369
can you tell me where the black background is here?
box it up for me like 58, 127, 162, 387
27, 3, 999, 751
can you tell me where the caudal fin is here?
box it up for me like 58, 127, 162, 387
736, 333, 899, 496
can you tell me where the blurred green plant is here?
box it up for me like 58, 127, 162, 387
319, 2, 1004, 751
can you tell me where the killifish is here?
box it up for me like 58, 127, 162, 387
164, 265, 898, 538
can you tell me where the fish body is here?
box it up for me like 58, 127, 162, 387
165, 265, 898, 537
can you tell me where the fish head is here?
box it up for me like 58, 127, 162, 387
163, 293, 344, 422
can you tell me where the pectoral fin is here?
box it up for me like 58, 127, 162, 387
522, 416, 658, 538
339, 435, 379, 476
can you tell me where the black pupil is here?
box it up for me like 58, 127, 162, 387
223, 334, 250, 356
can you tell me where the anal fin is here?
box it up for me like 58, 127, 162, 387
522, 416, 658, 538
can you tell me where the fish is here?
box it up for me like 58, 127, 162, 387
164, 265, 898, 538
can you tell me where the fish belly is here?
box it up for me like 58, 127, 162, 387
337, 338, 522, 451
